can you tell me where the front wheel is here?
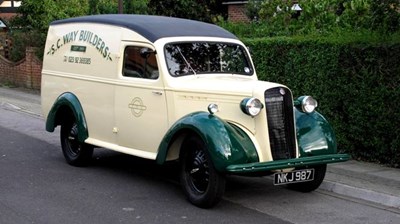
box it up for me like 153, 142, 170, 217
60, 117, 93, 167
287, 164, 327, 192
180, 136, 226, 208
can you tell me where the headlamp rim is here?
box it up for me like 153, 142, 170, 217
301, 96, 318, 113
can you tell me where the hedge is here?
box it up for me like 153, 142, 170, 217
243, 36, 400, 167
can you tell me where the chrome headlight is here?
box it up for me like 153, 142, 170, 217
296, 96, 318, 113
240, 98, 263, 117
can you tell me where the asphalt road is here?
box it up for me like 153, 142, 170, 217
1, 104, 400, 224
0, 106, 290, 224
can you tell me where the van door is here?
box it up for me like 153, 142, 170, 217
114, 43, 167, 159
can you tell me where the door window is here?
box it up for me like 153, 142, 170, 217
123, 46, 159, 79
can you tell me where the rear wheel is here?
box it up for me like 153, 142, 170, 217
287, 164, 327, 192
60, 116, 93, 167
180, 136, 226, 208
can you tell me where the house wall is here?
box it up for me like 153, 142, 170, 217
0, 47, 42, 89
0, 12, 16, 20
227, 4, 250, 22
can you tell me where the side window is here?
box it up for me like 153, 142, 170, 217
123, 46, 159, 79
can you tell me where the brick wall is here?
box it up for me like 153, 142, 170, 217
0, 13, 17, 21
227, 4, 250, 22
0, 47, 42, 90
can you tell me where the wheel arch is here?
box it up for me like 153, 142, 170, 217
45, 92, 88, 142
156, 112, 259, 172
295, 108, 337, 156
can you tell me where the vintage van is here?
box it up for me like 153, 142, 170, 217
41, 14, 349, 208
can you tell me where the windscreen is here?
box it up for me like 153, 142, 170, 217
164, 42, 253, 77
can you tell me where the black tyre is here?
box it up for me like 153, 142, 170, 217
60, 116, 93, 167
287, 164, 327, 192
180, 136, 226, 208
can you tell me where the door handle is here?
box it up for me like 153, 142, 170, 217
152, 91, 163, 96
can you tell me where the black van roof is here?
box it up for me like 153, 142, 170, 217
51, 14, 238, 43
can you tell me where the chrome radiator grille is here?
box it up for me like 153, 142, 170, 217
264, 87, 296, 160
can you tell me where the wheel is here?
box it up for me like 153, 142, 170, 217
287, 164, 327, 192
180, 135, 226, 208
60, 116, 93, 167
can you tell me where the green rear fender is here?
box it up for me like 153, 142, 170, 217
156, 112, 259, 172
45, 92, 88, 142
295, 108, 337, 156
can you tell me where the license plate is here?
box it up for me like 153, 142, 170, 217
273, 169, 315, 185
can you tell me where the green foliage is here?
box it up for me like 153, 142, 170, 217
88, 0, 149, 14
370, 0, 400, 33
258, 0, 293, 22
148, 0, 226, 23
8, 0, 89, 61
12, 0, 88, 31
7, 30, 45, 61
124, 0, 149, 14
88, 0, 118, 14
241, 0, 400, 37
244, 35, 400, 167
11, 0, 56, 31
246, 0, 262, 21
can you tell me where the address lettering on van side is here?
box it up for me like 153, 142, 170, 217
46, 29, 112, 62
63, 56, 91, 65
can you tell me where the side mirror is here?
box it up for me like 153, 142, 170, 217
140, 48, 156, 58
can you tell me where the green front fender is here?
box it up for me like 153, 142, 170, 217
295, 108, 337, 156
156, 112, 259, 172
45, 92, 88, 142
